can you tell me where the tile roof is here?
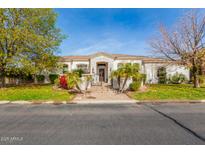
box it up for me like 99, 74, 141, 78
59, 52, 169, 63
59, 55, 90, 61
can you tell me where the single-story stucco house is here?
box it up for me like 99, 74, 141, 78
59, 52, 190, 90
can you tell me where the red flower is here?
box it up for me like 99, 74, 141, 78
59, 75, 67, 89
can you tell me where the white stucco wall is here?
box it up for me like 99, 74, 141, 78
144, 63, 164, 83
113, 60, 142, 71
112, 77, 133, 90
166, 65, 190, 80
144, 63, 190, 84
71, 61, 90, 70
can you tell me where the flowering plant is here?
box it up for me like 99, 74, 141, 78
59, 75, 68, 89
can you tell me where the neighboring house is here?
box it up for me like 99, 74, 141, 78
59, 52, 190, 89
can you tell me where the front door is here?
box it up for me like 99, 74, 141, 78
99, 68, 105, 82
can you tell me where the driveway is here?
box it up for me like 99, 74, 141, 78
0, 103, 204, 144
72, 83, 135, 103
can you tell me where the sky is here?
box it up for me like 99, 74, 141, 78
55, 8, 191, 56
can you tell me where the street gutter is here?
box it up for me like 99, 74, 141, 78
136, 100, 205, 104
0, 100, 205, 105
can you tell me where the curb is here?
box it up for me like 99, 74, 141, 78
135, 100, 205, 104
0, 100, 137, 105
0, 100, 205, 105
0, 100, 75, 105
70, 100, 137, 104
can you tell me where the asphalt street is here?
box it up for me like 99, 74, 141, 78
0, 103, 204, 145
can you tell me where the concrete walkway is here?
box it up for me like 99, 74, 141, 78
72, 83, 136, 103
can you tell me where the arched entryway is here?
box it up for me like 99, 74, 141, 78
96, 62, 108, 83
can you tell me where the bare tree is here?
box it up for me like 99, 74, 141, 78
150, 10, 205, 88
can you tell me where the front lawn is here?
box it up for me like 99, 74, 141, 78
0, 85, 74, 101
132, 84, 205, 100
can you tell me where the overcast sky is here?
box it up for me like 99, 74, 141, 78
55, 8, 193, 56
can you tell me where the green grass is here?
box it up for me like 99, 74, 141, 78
0, 85, 74, 101
132, 84, 205, 100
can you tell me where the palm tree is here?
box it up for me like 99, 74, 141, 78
111, 63, 141, 93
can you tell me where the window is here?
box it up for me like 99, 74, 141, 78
117, 63, 123, 68
77, 64, 89, 73
63, 64, 69, 73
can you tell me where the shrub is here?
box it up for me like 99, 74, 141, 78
54, 78, 60, 86
129, 81, 141, 91
72, 69, 84, 77
141, 74, 147, 83
49, 74, 59, 84
169, 73, 187, 84
66, 72, 81, 90
21, 74, 34, 83
57, 72, 82, 90
157, 67, 167, 84
133, 73, 145, 82
198, 75, 205, 85
59, 75, 68, 89
36, 75, 45, 83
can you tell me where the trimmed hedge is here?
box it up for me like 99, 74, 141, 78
168, 73, 187, 84
49, 74, 59, 84
129, 81, 141, 91
36, 75, 45, 82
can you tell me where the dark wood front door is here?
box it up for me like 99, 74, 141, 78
99, 68, 105, 82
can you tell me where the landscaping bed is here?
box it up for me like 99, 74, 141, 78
130, 84, 205, 100
0, 85, 74, 101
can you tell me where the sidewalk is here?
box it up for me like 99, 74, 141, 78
71, 82, 136, 103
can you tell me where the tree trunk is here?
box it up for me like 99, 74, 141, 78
192, 61, 200, 88
0, 65, 6, 87
117, 76, 121, 92
85, 81, 89, 91
0, 75, 6, 88
193, 73, 200, 88
141, 78, 144, 87
120, 77, 128, 93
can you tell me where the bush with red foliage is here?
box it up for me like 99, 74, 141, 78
59, 75, 68, 89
